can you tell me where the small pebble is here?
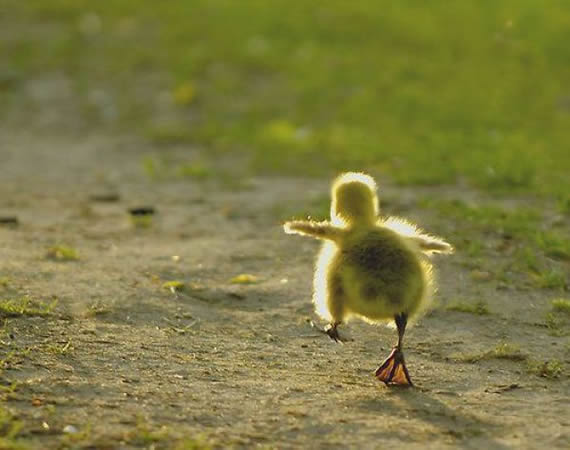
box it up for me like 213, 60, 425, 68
0, 216, 19, 227
471, 270, 492, 281
63, 425, 78, 434
89, 193, 120, 202
128, 206, 155, 216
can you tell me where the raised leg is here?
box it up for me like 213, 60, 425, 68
375, 313, 414, 386
310, 320, 345, 343
324, 322, 344, 343
311, 272, 347, 343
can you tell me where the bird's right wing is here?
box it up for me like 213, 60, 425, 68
381, 216, 453, 255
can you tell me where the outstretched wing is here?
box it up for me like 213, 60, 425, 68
283, 220, 344, 242
381, 216, 453, 255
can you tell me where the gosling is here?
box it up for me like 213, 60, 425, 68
284, 172, 452, 386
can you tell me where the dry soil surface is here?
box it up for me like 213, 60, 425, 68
0, 131, 568, 449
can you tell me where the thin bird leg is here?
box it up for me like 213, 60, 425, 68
374, 313, 414, 386
395, 313, 406, 351
310, 320, 345, 344
325, 322, 344, 343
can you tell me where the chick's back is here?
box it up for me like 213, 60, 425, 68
338, 226, 426, 321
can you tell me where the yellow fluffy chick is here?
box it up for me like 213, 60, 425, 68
284, 172, 452, 386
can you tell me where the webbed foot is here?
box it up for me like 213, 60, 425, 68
324, 323, 345, 344
375, 347, 414, 387
309, 321, 345, 344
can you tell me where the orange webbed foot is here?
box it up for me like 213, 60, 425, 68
375, 347, 414, 387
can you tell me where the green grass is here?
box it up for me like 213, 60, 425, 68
0, 407, 26, 450
544, 298, 570, 337
162, 281, 186, 293
273, 195, 330, 222
45, 245, 79, 261
146, 124, 195, 146
534, 269, 567, 289
535, 233, 570, 262
0, 348, 32, 376
422, 198, 542, 238
551, 298, 570, 314
123, 418, 211, 449
61, 424, 93, 447
230, 274, 261, 284
527, 359, 564, 379
46, 340, 72, 355
445, 300, 490, 315
141, 156, 166, 180
0, 296, 57, 318
85, 301, 112, 317
2, 1, 570, 199
142, 155, 213, 181
177, 164, 212, 180
455, 342, 527, 363
175, 438, 212, 450
491, 343, 527, 361
423, 198, 569, 289
129, 215, 154, 229
544, 312, 567, 337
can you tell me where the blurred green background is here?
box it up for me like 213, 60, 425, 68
2, 0, 569, 202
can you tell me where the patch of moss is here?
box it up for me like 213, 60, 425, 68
551, 298, 570, 314
534, 269, 567, 289
492, 343, 527, 361
162, 281, 186, 293
174, 437, 212, 450
61, 424, 92, 446
46, 245, 79, 261
544, 299, 570, 337
558, 196, 570, 215
177, 164, 211, 180
465, 241, 483, 258
544, 312, 567, 337
85, 301, 112, 317
0, 348, 32, 375
535, 232, 570, 261
0, 296, 57, 318
0, 407, 24, 448
130, 215, 154, 229
46, 340, 72, 355
273, 195, 330, 222
123, 419, 209, 448
527, 359, 563, 379
173, 81, 197, 106
423, 199, 568, 286
142, 153, 215, 182
445, 300, 490, 315
229, 274, 260, 284
146, 125, 194, 146
455, 343, 526, 363
514, 247, 541, 274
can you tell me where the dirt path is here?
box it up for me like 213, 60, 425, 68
0, 132, 568, 449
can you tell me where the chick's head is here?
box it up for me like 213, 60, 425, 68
331, 172, 379, 226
